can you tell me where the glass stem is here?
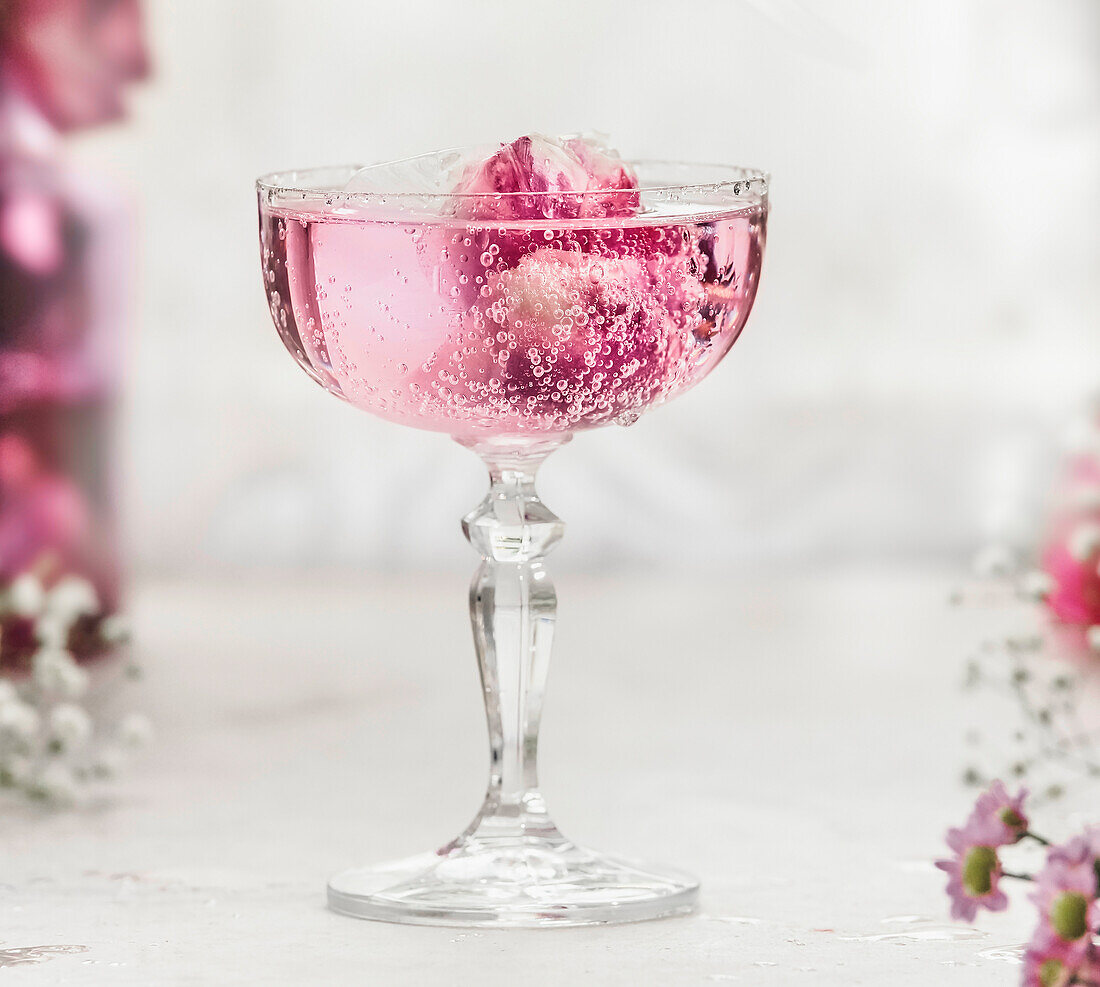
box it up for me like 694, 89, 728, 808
458, 435, 570, 843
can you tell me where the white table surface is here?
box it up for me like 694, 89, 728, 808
0, 567, 1039, 984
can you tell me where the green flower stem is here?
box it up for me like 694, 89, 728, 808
1025, 831, 1052, 847
1000, 870, 1034, 881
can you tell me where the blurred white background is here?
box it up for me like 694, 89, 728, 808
70, 0, 1100, 575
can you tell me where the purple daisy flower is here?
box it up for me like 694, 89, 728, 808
1030, 835, 1100, 971
971, 780, 1030, 845
1079, 948, 1100, 987
936, 814, 1010, 922
1024, 934, 1100, 987
1023, 933, 1081, 987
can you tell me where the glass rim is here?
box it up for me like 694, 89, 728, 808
254, 159, 770, 204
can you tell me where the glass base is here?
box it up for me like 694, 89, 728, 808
327, 836, 699, 927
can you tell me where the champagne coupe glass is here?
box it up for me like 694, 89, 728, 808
256, 156, 768, 927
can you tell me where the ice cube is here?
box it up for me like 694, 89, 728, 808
450, 133, 639, 220
344, 135, 639, 221
343, 145, 493, 196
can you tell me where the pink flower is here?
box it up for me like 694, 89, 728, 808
971, 780, 1030, 845
418, 134, 746, 431
451, 134, 639, 220
1042, 515, 1100, 627
1030, 833, 1100, 970
936, 815, 1010, 922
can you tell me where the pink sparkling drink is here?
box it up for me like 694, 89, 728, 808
258, 164, 766, 438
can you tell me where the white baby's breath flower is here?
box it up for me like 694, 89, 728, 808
972, 544, 1016, 579
0, 700, 40, 741
32, 762, 77, 804
0, 678, 18, 706
98, 614, 130, 646
1019, 570, 1056, 602
33, 647, 89, 699
1, 752, 32, 786
1068, 523, 1100, 562
45, 575, 99, 620
91, 746, 124, 778
116, 713, 152, 750
34, 613, 71, 648
1088, 626, 1100, 652
48, 703, 92, 749
7, 573, 44, 618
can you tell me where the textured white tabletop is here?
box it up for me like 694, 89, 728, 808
0, 568, 1036, 984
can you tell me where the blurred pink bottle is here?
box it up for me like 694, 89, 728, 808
0, 0, 148, 619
